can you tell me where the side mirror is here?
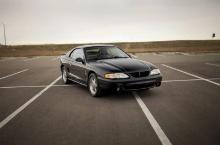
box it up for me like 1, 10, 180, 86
75, 57, 85, 64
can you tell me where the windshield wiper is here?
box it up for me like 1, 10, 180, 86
112, 56, 129, 59
90, 56, 129, 60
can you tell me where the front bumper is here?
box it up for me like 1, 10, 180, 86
98, 75, 162, 91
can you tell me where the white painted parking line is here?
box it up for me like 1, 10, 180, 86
0, 76, 61, 129
162, 77, 220, 83
180, 53, 194, 56
153, 53, 165, 57
0, 84, 71, 89
133, 92, 172, 145
205, 63, 220, 67
162, 64, 220, 86
51, 57, 59, 61
0, 69, 29, 80
1, 78, 220, 89
23, 57, 40, 61
0, 58, 16, 62
163, 78, 201, 82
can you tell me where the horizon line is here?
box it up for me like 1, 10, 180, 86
1, 39, 220, 46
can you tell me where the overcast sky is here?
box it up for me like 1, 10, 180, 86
0, 0, 220, 45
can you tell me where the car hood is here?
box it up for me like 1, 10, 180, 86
89, 58, 151, 72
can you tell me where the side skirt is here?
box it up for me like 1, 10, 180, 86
68, 78, 87, 87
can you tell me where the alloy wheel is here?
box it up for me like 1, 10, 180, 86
89, 76, 98, 95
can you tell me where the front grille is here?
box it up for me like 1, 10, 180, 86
129, 71, 149, 78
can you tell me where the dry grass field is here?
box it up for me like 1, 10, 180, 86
0, 40, 220, 57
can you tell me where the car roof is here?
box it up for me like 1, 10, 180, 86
76, 44, 114, 49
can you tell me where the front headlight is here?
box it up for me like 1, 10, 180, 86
104, 73, 129, 79
150, 69, 160, 75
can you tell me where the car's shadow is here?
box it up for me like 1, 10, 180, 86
69, 82, 158, 101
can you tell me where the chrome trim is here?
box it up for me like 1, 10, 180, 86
69, 73, 82, 80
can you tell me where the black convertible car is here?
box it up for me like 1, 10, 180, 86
60, 44, 162, 97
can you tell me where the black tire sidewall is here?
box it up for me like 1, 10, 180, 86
62, 67, 69, 84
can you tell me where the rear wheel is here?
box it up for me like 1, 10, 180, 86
62, 67, 70, 84
88, 73, 101, 97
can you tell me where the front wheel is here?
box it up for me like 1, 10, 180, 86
62, 67, 70, 84
88, 73, 101, 97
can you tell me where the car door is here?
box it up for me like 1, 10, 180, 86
69, 48, 87, 84
62, 49, 73, 73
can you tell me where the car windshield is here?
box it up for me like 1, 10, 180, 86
85, 46, 129, 61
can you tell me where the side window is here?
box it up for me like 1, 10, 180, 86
70, 48, 84, 61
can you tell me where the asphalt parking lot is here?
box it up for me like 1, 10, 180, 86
0, 53, 220, 145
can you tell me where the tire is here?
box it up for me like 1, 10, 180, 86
62, 67, 70, 84
88, 73, 101, 97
